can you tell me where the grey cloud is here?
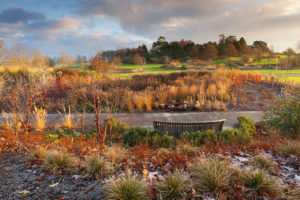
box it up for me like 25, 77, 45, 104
75, 0, 235, 37
0, 7, 45, 23
74, 0, 300, 48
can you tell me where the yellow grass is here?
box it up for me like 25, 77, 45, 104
63, 106, 72, 129
33, 106, 47, 131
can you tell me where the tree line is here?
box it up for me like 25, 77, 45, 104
102, 35, 273, 64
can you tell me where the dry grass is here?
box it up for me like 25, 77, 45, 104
31, 146, 46, 160
144, 94, 153, 111
213, 100, 221, 111
85, 154, 113, 179
238, 169, 282, 198
133, 94, 145, 111
156, 170, 190, 200
126, 97, 135, 112
192, 158, 232, 197
104, 144, 126, 164
276, 143, 300, 157
103, 173, 148, 200
63, 106, 72, 129
33, 106, 47, 131
1, 111, 22, 132
248, 155, 273, 169
176, 144, 197, 156
43, 150, 77, 170
206, 83, 217, 99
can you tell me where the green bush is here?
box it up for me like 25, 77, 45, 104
105, 117, 129, 143
106, 118, 175, 148
237, 116, 256, 136
122, 127, 175, 148
50, 129, 97, 141
219, 128, 252, 145
180, 129, 218, 146
263, 96, 300, 138
180, 126, 253, 146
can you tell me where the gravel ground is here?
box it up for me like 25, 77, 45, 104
0, 153, 103, 200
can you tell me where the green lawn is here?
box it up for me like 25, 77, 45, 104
114, 64, 186, 78
62, 63, 300, 84
244, 69, 300, 84
249, 55, 288, 65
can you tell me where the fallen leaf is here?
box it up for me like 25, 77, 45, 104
142, 168, 149, 179
18, 190, 30, 195
49, 182, 59, 187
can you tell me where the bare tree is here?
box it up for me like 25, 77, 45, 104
9, 43, 30, 67
58, 51, 74, 66
32, 50, 49, 68
89, 52, 111, 72
0, 40, 8, 65
78, 79, 109, 144
2, 78, 45, 136
296, 41, 300, 54
132, 53, 146, 65
111, 55, 122, 65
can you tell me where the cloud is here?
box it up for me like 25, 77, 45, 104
28, 17, 81, 33
74, 0, 300, 50
0, 7, 45, 23
1, 0, 300, 56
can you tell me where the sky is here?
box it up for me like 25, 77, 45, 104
0, 0, 300, 57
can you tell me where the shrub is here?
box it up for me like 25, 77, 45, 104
238, 169, 281, 198
276, 143, 300, 157
105, 144, 126, 164
180, 129, 218, 146
237, 115, 256, 136
103, 173, 148, 200
263, 96, 300, 138
156, 170, 190, 200
191, 158, 232, 197
31, 146, 46, 160
176, 144, 197, 156
106, 118, 174, 147
43, 150, 77, 170
122, 127, 174, 148
248, 155, 273, 169
219, 128, 252, 145
105, 117, 129, 143
85, 155, 112, 179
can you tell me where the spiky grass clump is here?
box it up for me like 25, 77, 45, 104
43, 150, 77, 170
31, 146, 46, 160
85, 154, 112, 179
238, 169, 281, 198
176, 144, 197, 156
248, 155, 273, 169
191, 158, 232, 197
105, 144, 126, 164
276, 143, 300, 157
287, 188, 300, 200
103, 173, 149, 200
156, 170, 190, 200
